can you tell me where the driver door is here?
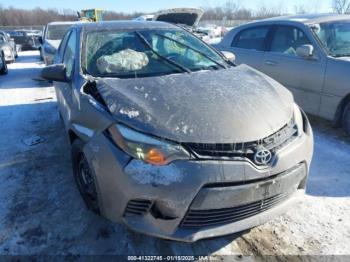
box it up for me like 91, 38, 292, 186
55, 29, 77, 128
261, 25, 326, 115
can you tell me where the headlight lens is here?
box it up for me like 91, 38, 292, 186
3, 47, 11, 56
293, 103, 304, 135
108, 124, 190, 165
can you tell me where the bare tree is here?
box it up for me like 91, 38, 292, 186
0, 6, 141, 26
294, 5, 307, 14
332, 0, 350, 14
255, 5, 283, 19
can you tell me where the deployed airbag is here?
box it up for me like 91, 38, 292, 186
97, 49, 149, 74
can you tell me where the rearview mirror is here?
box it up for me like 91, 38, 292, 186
38, 36, 43, 45
221, 51, 236, 62
296, 45, 314, 58
41, 64, 67, 82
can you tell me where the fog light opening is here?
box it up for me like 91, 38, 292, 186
150, 203, 177, 220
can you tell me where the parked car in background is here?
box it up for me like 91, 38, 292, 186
41, 21, 313, 242
0, 31, 18, 58
0, 34, 15, 63
6, 30, 40, 51
134, 9, 225, 44
0, 50, 8, 75
40, 21, 79, 65
133, 14, 155, 21
215, 14, 350, 135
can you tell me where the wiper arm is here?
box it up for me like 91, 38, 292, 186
333, 54, 350, 57
134, 31, 191, 73
155, 33, 227, 69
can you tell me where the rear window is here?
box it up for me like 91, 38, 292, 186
233, 26, 270, 51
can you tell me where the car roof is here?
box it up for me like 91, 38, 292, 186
257, 13, 350, 25
70, 20, 178, 31
47, 21, 82, 26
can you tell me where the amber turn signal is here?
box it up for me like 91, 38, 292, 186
145, 148, 166, 165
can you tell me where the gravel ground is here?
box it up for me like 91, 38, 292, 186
0, 51, 349, 258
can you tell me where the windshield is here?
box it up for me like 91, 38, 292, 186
46, 24, 72, 40
83, 28, 228, 78
312, 21, 350, 57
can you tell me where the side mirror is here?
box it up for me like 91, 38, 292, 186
296, 44, 314, 58
221, 51, 236, 62
38, 36, 43, 45
41, 64, 68, 82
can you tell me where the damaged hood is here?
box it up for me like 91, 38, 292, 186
153, 8, 204, 27
96, 65, 294, 143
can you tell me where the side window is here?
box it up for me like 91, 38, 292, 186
58, 31, 71, 59
233, 26, 270, 51
63, 31, 76, 79
270, 26, 310, 56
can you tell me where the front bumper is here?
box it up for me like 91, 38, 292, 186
83, 121, 313, 242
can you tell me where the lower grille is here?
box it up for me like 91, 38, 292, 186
181, 193, 290, 228
124, 199, 153, 216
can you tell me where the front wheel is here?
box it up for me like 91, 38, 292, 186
71, 139, 100, 214
342, 102, 350, 136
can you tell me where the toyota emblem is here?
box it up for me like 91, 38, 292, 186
254, 147, 272, 165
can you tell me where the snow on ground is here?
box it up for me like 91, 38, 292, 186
0, 51, 349, 257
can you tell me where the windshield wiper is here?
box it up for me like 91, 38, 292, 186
155, 33, 227, 69
134, 31, 191, 74
333, 54, 350, 57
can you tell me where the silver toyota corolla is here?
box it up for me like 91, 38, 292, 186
42, 21, 314, 242
215, 14, 350, 136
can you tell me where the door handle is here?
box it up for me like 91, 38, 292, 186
265, 60, 277, 66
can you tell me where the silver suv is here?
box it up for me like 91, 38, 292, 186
216, 14, 350, 135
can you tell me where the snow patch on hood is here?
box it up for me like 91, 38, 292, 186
119, 108, 140, 118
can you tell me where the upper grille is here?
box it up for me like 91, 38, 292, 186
124, 199, 153, 217
184, 119, 298, 163
181, 193, 290, 228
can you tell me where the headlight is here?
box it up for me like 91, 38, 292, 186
3, 46, 11, 56
293, 103, 304, 135
108, 124, 190, 165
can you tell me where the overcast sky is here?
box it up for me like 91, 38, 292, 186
0, 0, 332, 14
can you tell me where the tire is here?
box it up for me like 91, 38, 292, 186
342, 102, 350, 136
71, 139, 100, 214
